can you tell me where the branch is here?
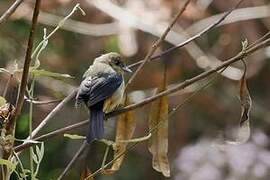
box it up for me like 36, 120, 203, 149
14, 33, 270, 153
0, 0, 24, 25
24, 97, 62, 105
14, 117, 86, 152
10, 0, 41, 133
125, 0, 191, 88
112, 37, 269, 116
29, 89, 77, 138
127, 0, 245, 69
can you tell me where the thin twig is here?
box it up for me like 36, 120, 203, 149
12, 151, 27, 180
248, 31, 270, 48
0, 0, 24, 25
111, 37, 269, 116
24, 97, 63, 105
127, 0, 245, 69
125, 0, 191, 89
57, 141, 88, 180
14, 34, 270, 153
30, 89, 77, 138
14, 117, 86, 152
31, 4, 85, 59
101, 145, 110, 170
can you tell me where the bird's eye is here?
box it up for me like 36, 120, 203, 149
113, 57, 121, 66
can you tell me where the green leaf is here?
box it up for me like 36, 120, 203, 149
64, 133, 86, 140
0, 159, 16, 171
30, 69, 74, 79
0, 96, 6, 107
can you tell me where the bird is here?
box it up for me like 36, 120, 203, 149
75, 52, 132, 143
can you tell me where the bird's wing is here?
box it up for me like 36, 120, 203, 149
76, 73, 123, 107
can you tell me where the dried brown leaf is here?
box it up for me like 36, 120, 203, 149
226, 61, 252, 145
239, 64, 252, 126
148, 86, 170, 177
103, 95, 136, 174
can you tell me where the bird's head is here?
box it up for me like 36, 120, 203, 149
94, 52, 132, 74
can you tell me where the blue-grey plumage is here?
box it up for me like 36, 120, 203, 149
76, 52, 131, 143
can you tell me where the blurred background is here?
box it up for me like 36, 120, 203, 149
1, 0, 270, 179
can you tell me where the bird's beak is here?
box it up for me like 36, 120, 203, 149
122, 66, 132, 73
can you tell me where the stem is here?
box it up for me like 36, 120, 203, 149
31, 3, 85, 59
29, 79, 35, 179
57, 141, 88, 180
101, 146, 110, 169
12, 0, 41, 133
3, 0, 41, 167
127, 0, 245, 69
13, 151, 27, 180
125, 0, 191, 89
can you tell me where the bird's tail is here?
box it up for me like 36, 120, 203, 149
87, 103, 104, 143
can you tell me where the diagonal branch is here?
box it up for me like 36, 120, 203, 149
112, 37, 269, 116
0, 0, 24, 25
57, 141, 88, 180
127, 0, 245, 69
14, 119, 86, 152
30, 90, 77, 138
125, 0, 191, 88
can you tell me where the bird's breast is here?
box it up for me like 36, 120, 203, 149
103, 81, 125, 113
